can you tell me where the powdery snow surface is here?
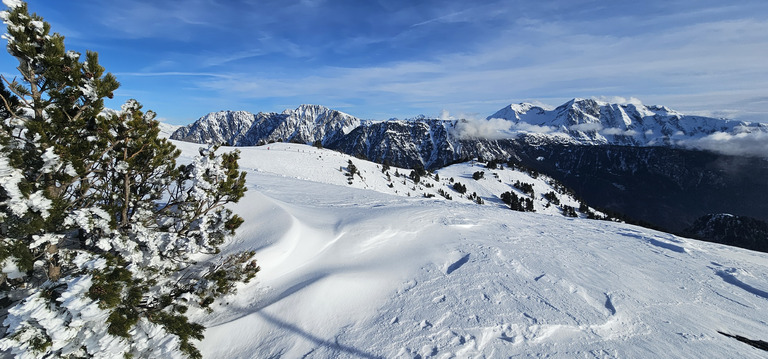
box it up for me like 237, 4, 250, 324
172, 142, 768, 358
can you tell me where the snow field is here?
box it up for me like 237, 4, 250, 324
171, 141, 768, 358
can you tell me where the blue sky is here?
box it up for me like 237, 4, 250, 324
3, 0, 768, 124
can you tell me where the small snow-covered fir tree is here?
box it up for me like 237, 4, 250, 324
0, 2, 258, 358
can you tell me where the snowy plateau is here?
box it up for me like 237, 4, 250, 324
166, 140, 768, 358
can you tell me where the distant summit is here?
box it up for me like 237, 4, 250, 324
489, 98, 768, 147
171, 104, 359, 146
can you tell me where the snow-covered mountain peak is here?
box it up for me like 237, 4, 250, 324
491, 98, 768, 148
489, 103, 548, 123
170, 110, 256, 145
157, 122, 181, 139
172, 104, 362, 146
507, 102, 539, 114
282, 104, 349, 120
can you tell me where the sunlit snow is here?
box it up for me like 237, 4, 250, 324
169, 141, 768, 358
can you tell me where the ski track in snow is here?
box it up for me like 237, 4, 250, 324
169, 142, 768, 359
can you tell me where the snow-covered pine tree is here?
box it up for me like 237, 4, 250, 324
0, 2, 258, 358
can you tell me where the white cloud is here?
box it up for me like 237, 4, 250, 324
439, 109, 451, 121
509, 122, 556, 135
451, 117, 516, 140
190, 15, 768, 122
680, 131, 768, 158
601, 128, 638, 136
600, 128, 624, 135
90, 0, 768, 122
569, 123, 603, 132
97, 1, 221, 39
594, 96, 644, 106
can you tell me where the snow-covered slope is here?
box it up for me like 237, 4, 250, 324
170, 141, 768, 358
490, 98, 768, 146
175, 142, 603, 219
157, 122, 181, 139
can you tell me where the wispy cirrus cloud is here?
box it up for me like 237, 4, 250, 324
21, 0, 768, 124
92, 0, 228, 39
115, 71, 232, 78
185, 13, 768, 120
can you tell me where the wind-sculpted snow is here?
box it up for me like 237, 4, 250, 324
166, 141, 768, 358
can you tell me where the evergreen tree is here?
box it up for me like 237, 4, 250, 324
413, 164, 426, 177
0, 3, 257, 358
347, 160, 358, 177
513, 181, 535, 197
543, 191, 561, 206
500, 191, 533, 212
409, 170, 420, 184
561, 205, 578, 217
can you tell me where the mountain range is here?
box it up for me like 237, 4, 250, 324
171, 99, 768, 164
170, 99, 768, 246
489, 98, 768, 147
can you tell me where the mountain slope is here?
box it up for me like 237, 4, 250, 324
186, 142, 604, 219
510, 144, 768, 231
169, 141, 768, 358
683, 214, 768, 252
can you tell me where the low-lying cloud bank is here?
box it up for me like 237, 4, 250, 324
679, 131, 768, 158
451, 117, 516, 140
444, 109, 768, 158
451, 118, 560, 140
